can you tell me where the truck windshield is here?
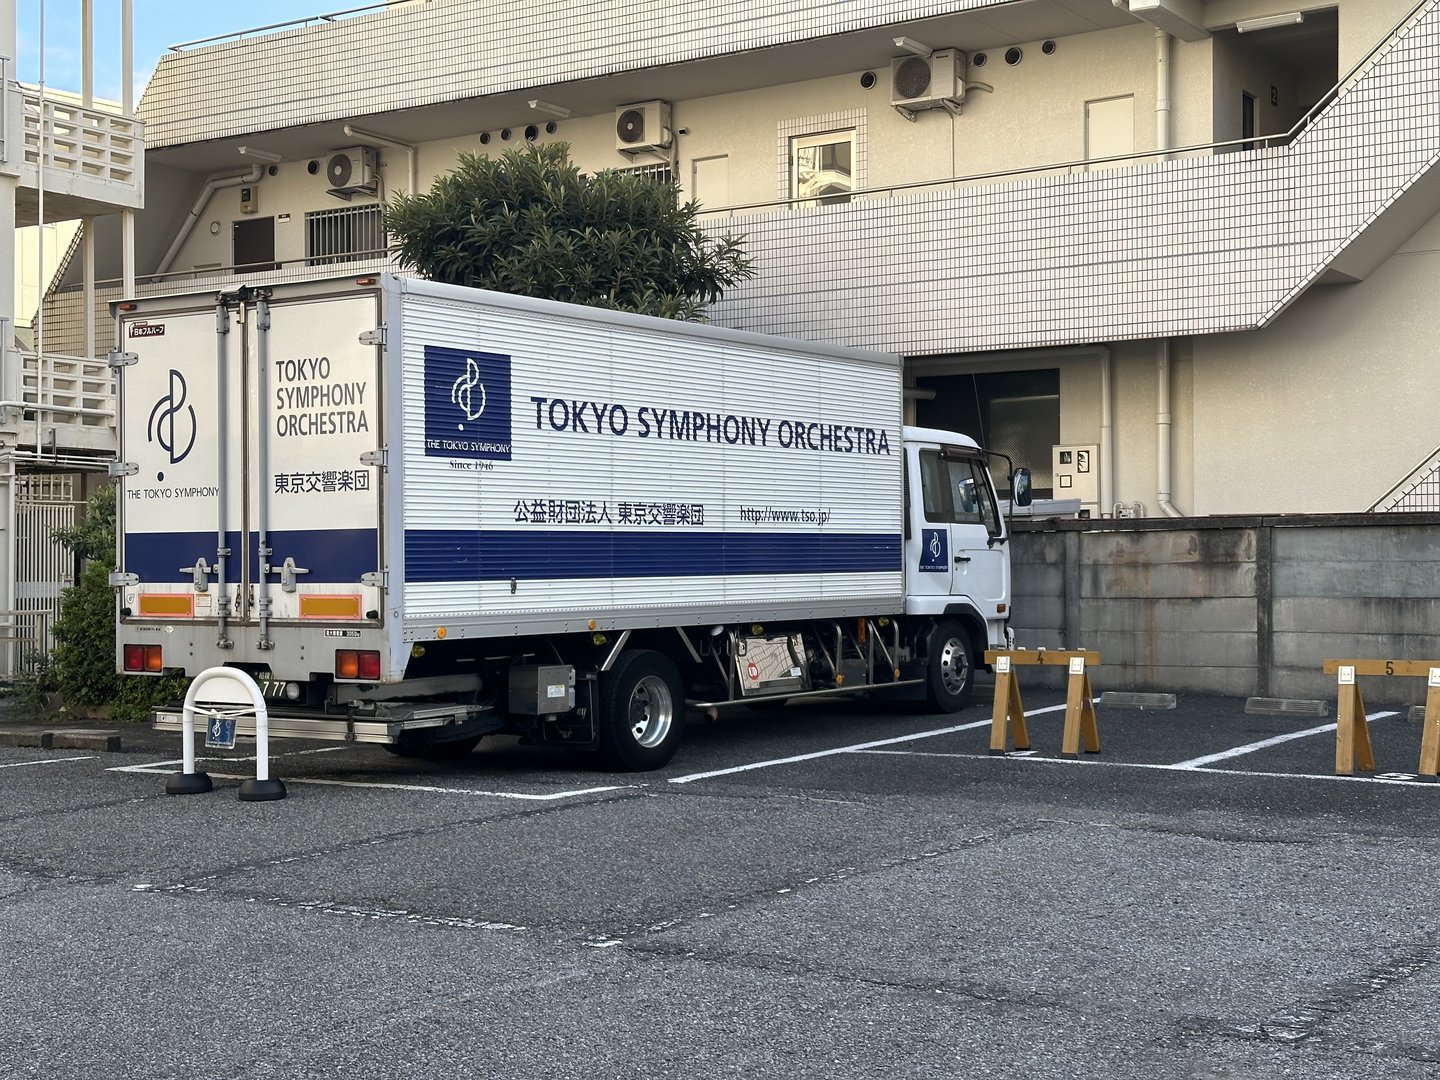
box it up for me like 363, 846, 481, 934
920, 450, 1003, 538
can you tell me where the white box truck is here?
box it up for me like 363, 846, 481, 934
112, 275, 1026, 769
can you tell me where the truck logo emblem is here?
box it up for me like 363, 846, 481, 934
424, 346, 512, 461
451, 357, 487, 421
919, 528, 948, 573
147, 369, 197, 465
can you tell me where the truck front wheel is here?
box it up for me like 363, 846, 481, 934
598, 650, 686, 770
924, 620, 975, 713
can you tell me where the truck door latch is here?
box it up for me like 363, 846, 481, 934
182, 558, 215, 592
278, 557, 310, 593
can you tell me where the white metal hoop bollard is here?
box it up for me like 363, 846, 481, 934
165, 666, 286, 801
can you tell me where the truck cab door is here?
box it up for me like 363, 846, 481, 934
906, 446, 1010, 618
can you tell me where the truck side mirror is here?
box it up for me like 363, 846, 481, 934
1012, 468, 1032, 507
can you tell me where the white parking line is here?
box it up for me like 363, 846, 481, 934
110, 759, 630, 801
0, 755, 95, 769
858, 748, 1440, 787
1167, 711, 1396, 769
109, 745, 346, 774
667, 703, 1075, 785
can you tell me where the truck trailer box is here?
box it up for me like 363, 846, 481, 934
115, 275, 904, 684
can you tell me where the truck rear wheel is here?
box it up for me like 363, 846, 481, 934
924, 620, 975, 713
598, 650, 685, 770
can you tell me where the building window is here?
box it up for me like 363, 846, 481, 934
619, 162, 675, 185
305, 205, 387, 266
790, 130, 855, 207
777, 110, 866, 206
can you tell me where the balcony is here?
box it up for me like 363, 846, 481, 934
15, 87, 144, 226
0, 348, 117, 457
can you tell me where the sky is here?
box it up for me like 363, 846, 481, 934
14, 1, 341, 104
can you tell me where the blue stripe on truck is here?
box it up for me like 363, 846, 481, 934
403, 529, 901, 582
123, 529, 379, 584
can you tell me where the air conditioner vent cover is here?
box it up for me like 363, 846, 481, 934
616, 109, 647, 145
893, 56, 933, 100
327, 153, 356, 188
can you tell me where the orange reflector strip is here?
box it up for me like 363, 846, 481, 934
299, 594, 363, 619
137, 593, 195, 618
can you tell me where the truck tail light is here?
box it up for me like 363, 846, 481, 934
335, 650, 381, 681
123, 644, 163, 673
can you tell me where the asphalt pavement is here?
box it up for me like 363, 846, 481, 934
2, 687, 1438, 1079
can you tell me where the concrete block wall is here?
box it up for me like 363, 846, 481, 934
1009, 513, 1440, 705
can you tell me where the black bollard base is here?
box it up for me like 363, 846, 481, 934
238, 777, 287, 802
165, 771, 213, 795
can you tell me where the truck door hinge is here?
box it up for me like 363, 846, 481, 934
359, 448, 387, 468
359, 326, 387, 347
109, 572, 138, 588
361, 571, 387, 589
181, 558, 215, 593
277, 557, 309, 593
107, 350, 138, 369
108, 461, 139, 478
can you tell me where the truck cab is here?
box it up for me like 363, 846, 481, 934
902, 425, 1019, 681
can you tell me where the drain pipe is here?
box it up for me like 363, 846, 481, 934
154, 165, 263, 280
1099, 347, 1114, 517
344, 123, 416, 195
1157, 338, 1183, 517
1155, 28, 1172, 157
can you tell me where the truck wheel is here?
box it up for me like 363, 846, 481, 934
924, 620, 975, 713
598, 650, 685, 770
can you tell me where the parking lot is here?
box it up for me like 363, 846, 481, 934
3, 687, 1439, 1079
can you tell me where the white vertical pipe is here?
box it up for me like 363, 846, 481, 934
121, 0, 133, 114
1155, 29, 1172, 158
1157, 339, 1182, 517
82, 221, 95, 358
82, 0, 94, 107
1099, 347, 1113, 516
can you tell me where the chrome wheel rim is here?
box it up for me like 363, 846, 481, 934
939, 636, 969, 696
629, 675, 675, 748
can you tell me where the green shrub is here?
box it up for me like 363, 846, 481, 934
47, 485, 189, 722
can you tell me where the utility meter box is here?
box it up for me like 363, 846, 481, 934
1052, 444, 1100, 517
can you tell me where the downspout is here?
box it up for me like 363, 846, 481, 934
1157, 338, 1183, 517
1154, 30, 1183, 517
1155, 28, 1172, 158
344, 123, 416, 195
154, 166, 263, 280
1099, 347, 1113, 517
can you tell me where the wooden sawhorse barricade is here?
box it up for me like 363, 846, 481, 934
1323, 659, 1440, 777
983, 649, 1101, 758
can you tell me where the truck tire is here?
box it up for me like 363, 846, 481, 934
598, 650, 686, 770
924, 620, 975, 713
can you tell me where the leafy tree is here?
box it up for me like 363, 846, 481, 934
43, 484, 188, 721
385, 142, 753, 320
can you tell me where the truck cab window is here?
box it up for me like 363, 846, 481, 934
921, 450, 1002, 536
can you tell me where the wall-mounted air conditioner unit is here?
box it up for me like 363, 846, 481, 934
891, 50, 966, 114
614, 101, 673, 155
325, 147, 378, 197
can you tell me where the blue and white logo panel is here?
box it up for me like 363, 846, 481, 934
918, 528, 948, 573
424, 346, 512, 460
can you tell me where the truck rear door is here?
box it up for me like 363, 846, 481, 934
117, 285, 384, 646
